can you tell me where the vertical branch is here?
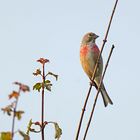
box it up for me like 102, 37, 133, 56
41, 64, 45, 140
75, 0, 118, 139
83, 45, 115, 140
11, 88, 21, 140
36, 58, 50, 140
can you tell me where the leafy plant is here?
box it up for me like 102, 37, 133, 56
1, 82, 30, 140
27, 58, 62, 140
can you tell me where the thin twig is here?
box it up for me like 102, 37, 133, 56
91, 0, 118, 82
83, 45, 115, 140
41, 64, 45, 140
75, 86, 92, 140
75, 0, 118, 139
11, 88, 21, 140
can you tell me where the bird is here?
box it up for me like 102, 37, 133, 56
80, 32, 113, 107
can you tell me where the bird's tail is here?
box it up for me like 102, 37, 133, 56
100, 83, 113, 107
94, 81, 113, 107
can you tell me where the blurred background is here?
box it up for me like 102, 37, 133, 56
0, 0, 140, 139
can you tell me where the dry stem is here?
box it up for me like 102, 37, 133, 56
83, 45, 115, 140
75, 0, 118, 139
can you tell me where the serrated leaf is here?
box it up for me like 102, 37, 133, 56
37, 58, 49, 65
14, 82, 30, 92
47, 72, 58, 81
20, 84, 30, 92
0, 132, 12, 140
19, 130, 30, 140
33, 69, 41, 76
53, 123, 62, 140
15, 110, 24, 120
26, 119, 33, 135
9, 91, 19, 99
44, 83, 52, 91
33, 83, 42, 92
44, 80, 52, 91
1, 104, 14, 116
1, 107, 12, 116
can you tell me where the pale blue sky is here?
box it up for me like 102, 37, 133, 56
0, 0, 140, 140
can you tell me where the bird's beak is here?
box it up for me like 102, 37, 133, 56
95, 34, 99, 39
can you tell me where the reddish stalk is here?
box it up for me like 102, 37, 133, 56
41, 64, 45, 140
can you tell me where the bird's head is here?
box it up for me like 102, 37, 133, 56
81, 32, 99, 44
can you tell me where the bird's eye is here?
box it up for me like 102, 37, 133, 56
88, 33, 93, 37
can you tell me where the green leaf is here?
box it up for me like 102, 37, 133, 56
44, 82, 52, 91
0, 132, 12, 140
19, 130, 30, 140
47, 72, 58, 81
26, 119, 33, 135
15, 110, 24, 120
45, 80, 51, 84
53, 123, 62, 140
33, 83, 42, 92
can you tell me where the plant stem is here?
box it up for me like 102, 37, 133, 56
11, 88, 21, 140
91, 0, 118, 83
75, 0, 118, 139
41, 64, 45, 140
83, 45, 115, 140
75, 85, 93, 140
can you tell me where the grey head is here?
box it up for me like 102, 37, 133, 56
81, 32, 99, 45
